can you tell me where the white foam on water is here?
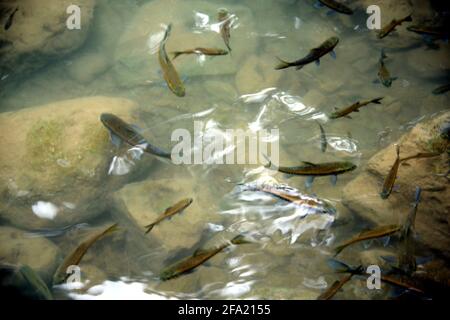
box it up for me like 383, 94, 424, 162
31, 201, 59, 220
68, 280, 176, 300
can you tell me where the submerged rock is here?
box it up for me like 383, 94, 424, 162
0, 96, 154, 230
342, 111, 450, 258
0, 0, 95, 86
113, 0, 257, 88
0, 226, 61, 284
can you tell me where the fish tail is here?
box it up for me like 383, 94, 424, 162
274, 57, 291, 70
230, 234, 251, 245
171, 51, 183, 60
226, 42, 232, 53
144, 223, 155, 234
145, 143, 172, 160
414, 186, 422, 204
333, 244, 347, 256
372, 97, 384, 104
380, 48, 387, 61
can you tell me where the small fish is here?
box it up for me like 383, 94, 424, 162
266, 159, 356, 177
329, 97, 383, 119
160, 235, 250, 280
53, 223, 119, 285
380, 144, 401, 199
243, 184, 336, 215
275, 36, 339, 70
432, 84, 450, 95
329, 260, 423, 294
380, 274, 424, 294
334, 224, 401, 255
265, 155, 356, 187
407, 25, 448, 47
4, 7, 18, 31
144, 198, 193, 234
377, 49, 397, 87
171, 48, 228, 60
400, 151, 441, 163
158, 24, 185, 97
0, 263, 52, 300
100, 113, 172, 159
317, 274, 353, 300
317, 122, 327, 152
218, 8, 232, 52
378, 14, 413, 39
407, 25, 448, 38
397, 187, 421, 275
318, 0, 353, 15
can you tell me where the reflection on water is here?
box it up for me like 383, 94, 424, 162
0, 0, 449, 300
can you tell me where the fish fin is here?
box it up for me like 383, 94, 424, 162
295, 65, 304, 70
353, 109, 360, 112
362, 239, 374, 249
193, 248, 208, 256
144, 224, 155, 234
231, 234, 251, 245
334, 244, 347, 256
345, 115, 352, 119
329, 50, 337, 59
395, 144, 400, 159
380, 255, 397, 265
274, 57, 291, 70
144, 144, 172, 160
330, 175, 338, 186
373, 79, 381, 84
391, 76, 398, 82
404, 14, 413, 22
380, 236, 391, 247
305, 176, 315, 189
414, 186, 422, 203
313, 1, 325, 9
171, 52, 183, 60
327, 259, 352, 273
372, 97, 384, 104
283, 173, 294, 179
315, 59, 321, 66
108, 130, 122, 147
302, 161, 317, 166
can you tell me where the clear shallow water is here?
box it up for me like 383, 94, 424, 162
0, 0, 449, 300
